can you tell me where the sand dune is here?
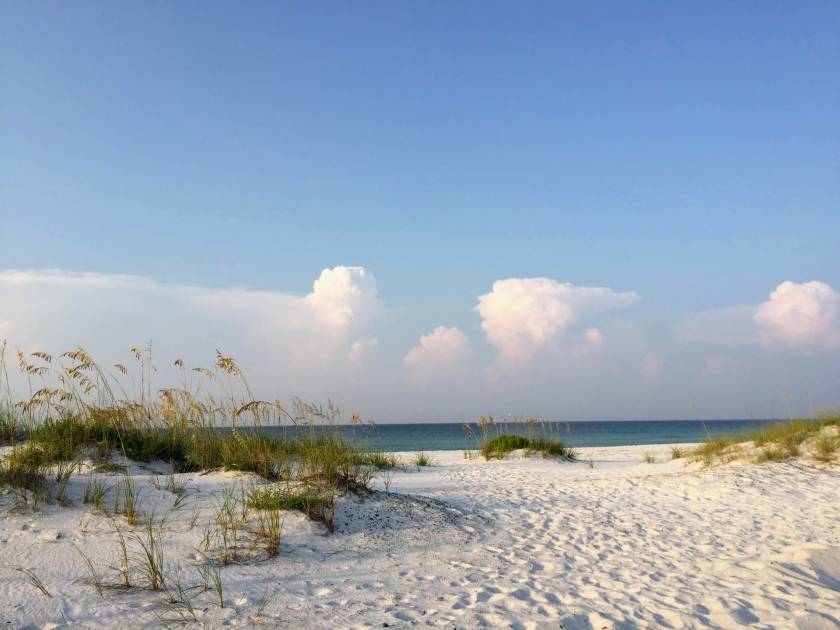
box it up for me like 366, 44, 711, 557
1, 443, 839, 628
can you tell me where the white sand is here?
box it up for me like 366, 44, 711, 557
2, 442, 839, 628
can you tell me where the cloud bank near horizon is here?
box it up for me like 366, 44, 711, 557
1, 268, 838, 420
677, 280, 840, 351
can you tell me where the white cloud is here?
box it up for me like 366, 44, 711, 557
677, 280, 840, 351
0, 269, 158, 289
570, 327, 605, 359
583, 327, 603, 346
475, 278, 639, 361
349, 335, 379, 363
305, 266, 381, 332
754, 280, 840, 347
0, 267, 383, 396
403, 326, 471, 382
4, 268, 836, 421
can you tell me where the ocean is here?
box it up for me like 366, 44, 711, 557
255, 419, 781, 452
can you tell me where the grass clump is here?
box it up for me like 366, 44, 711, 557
692, 413, 840, 466
114, 475, 141, 525
0, 451, 48, 509
670, 446, 686, 459
466, 415, 577, 461
256, 508, 283, 557
413, 452, 432, 468
747, 420, 813, 459
133, 517, 167, 591
247, 483, 336, 531
691, 436, 741, 466
813, 434, 839, 463
0, 345, 402, 521
352, 451, 401, 470
480, 434, 573, 461
0, 408, 18, 445
756, 446, 786, 463
82, 475, 111, 512
643, 453, 656, 464
0, 452, 47, 493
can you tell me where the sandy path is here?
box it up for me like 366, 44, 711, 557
390, 447, 840, 628
1, 443, 839, 628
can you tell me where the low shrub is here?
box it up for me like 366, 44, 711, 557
480, 434, 573, 460
247, 483, 335, 531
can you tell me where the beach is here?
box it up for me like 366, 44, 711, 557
5, 2, 840, 627
2, 442, 839, 629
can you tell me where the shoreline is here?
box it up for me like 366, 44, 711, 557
246, 417, 785, 453
391, 441, 702, 459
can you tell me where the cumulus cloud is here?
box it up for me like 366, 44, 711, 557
754, 281, 840, 347
0, 267, 383, 397
5, 268, 835, 421
305, 266, 380, 332
349, 335, 379, 363
677, 280, 840, 351
403, 326, 471, 383
475, 278, 639, 361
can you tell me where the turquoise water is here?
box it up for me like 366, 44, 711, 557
256, 419, 781, 452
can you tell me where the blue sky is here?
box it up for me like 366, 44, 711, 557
1, 3, 839, 420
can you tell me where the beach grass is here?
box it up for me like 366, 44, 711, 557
465, 415, 577, 461
247, 483, 335, 530
480, 434, 574, 460
691, 413, 840, 466
814, 434, 839, 462
691, 435, 742, 466
0, 345, 399, 525
0, 409, 17, 446
413, 452, 432, 467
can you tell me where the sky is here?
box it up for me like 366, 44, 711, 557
1, 2, 839, 421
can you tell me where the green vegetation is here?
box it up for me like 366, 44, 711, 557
0, 345, 399, 525
134, 517, 167, 591
814, 434, 839, 462
755, 446, 786, 463
480, 434, 574, 460
463, 415, 577, 461
0, 453, 47, 493
691, 435, 742, 466
413, 451, 432, 467
247, 483, 336, 530
691, 414, 840, 466
0, 343, 405, 620
0, 409, 17, 445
